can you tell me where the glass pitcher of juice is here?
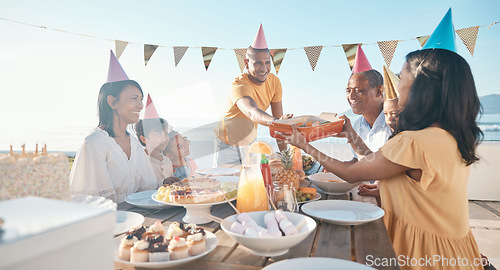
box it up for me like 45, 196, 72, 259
236, 152, 269, 213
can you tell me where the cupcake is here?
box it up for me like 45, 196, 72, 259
146, 221, 165, 237
166, 222, 185, 240
188, 227, 206, 238
118, 234, 138, 261
145, 234, 165, 245
168, 236, 189, 260
127, 225, 147, 240
183, 223, 202, 237
186, 232, 206, 256
149, 242, 170, 262
130, 240, 150, 262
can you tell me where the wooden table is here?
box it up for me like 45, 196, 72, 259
114, 184, 400, 270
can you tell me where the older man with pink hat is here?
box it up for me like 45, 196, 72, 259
214, 24, 292, 166
340, 45, 391, 161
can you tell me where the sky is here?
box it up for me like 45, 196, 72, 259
0, 0, 499, 151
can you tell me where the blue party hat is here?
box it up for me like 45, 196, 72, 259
422, 8, 457, 52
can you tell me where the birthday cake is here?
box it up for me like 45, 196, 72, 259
0, 150, 71, 201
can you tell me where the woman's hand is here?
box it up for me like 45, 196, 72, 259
332, 115, 354, 139
278, 114, 293, 120
275, 124, 309, 149
358, 182, 380, 197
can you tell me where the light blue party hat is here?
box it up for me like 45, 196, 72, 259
422, 8, 457, 52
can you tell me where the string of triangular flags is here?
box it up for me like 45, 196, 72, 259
0, 17, 497, 73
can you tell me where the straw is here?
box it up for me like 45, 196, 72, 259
202, 213, 223, 223
219, 190, 240, 214
201, 212, 233, 228
267, 188, 277, 211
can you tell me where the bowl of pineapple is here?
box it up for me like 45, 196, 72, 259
308, 172, 357, 195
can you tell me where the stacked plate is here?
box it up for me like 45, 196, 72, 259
71, 194, 117, 211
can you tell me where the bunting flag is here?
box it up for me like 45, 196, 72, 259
417, 35, 430, 47
115, 40, 128, 59
342, 44, 360, 70
377, 40, 398, 67
456, 26, 479, 56
202, 47, 217, 70
270, 49, 287, 74
173, 46, 189, 67
304, 46, 323, 71
144, 44, 159, 66
234, 48, 247, 73
0, 17, 495, 74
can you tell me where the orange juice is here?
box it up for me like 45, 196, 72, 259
236, 164, 269, 212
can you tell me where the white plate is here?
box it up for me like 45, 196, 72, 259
263, 257, 376, 269
212, 175, 239, 184
297, 193, 321, 204
114, 231, 218, 268
115, 211, 145, 235
301, 200, 384, 226
125, 190, 176, 209
71, 194, 117, 211
197, 167, 240, 176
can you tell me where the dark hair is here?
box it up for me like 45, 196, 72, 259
246, 46, 271, 59
135, 118, 169, 147
97, 80, 143, 137
349, 69, 384, 88
395, 49, 483, 165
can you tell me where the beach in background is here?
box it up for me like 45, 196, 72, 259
1, 113, 499, 170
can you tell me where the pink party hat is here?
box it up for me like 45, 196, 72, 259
352, 45, 373, 73
107, 50, 129, 83
251, 24, 268, 49
143, 94, 160, 119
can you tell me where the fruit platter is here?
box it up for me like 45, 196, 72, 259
269, 113, 344, 142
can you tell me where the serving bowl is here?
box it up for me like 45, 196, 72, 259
269, 114, 344, 142
308, 172, 357, 195
221, 211, 316, 257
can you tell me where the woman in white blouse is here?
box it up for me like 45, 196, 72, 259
70, 79, 157, 203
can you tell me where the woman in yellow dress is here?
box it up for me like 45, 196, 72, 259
277, 48, 484, 269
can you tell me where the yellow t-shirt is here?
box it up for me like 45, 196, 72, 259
379, 127, 482, 270
214, 73, 282, 146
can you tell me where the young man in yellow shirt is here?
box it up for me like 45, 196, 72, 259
213, 24, 292, 166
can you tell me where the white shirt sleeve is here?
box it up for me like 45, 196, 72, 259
70, 128, 158, 203
69, 134, 117, 201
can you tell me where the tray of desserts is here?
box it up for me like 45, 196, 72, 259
153, 177, 237, 205
114, 221, 218, 268
269, 113, 344, 142
151, 177, 238, 224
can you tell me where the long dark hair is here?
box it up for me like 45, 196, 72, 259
97, 80, 143, 137
395, 49, 483, 165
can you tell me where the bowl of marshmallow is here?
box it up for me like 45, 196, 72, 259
221, 210, 316, 257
